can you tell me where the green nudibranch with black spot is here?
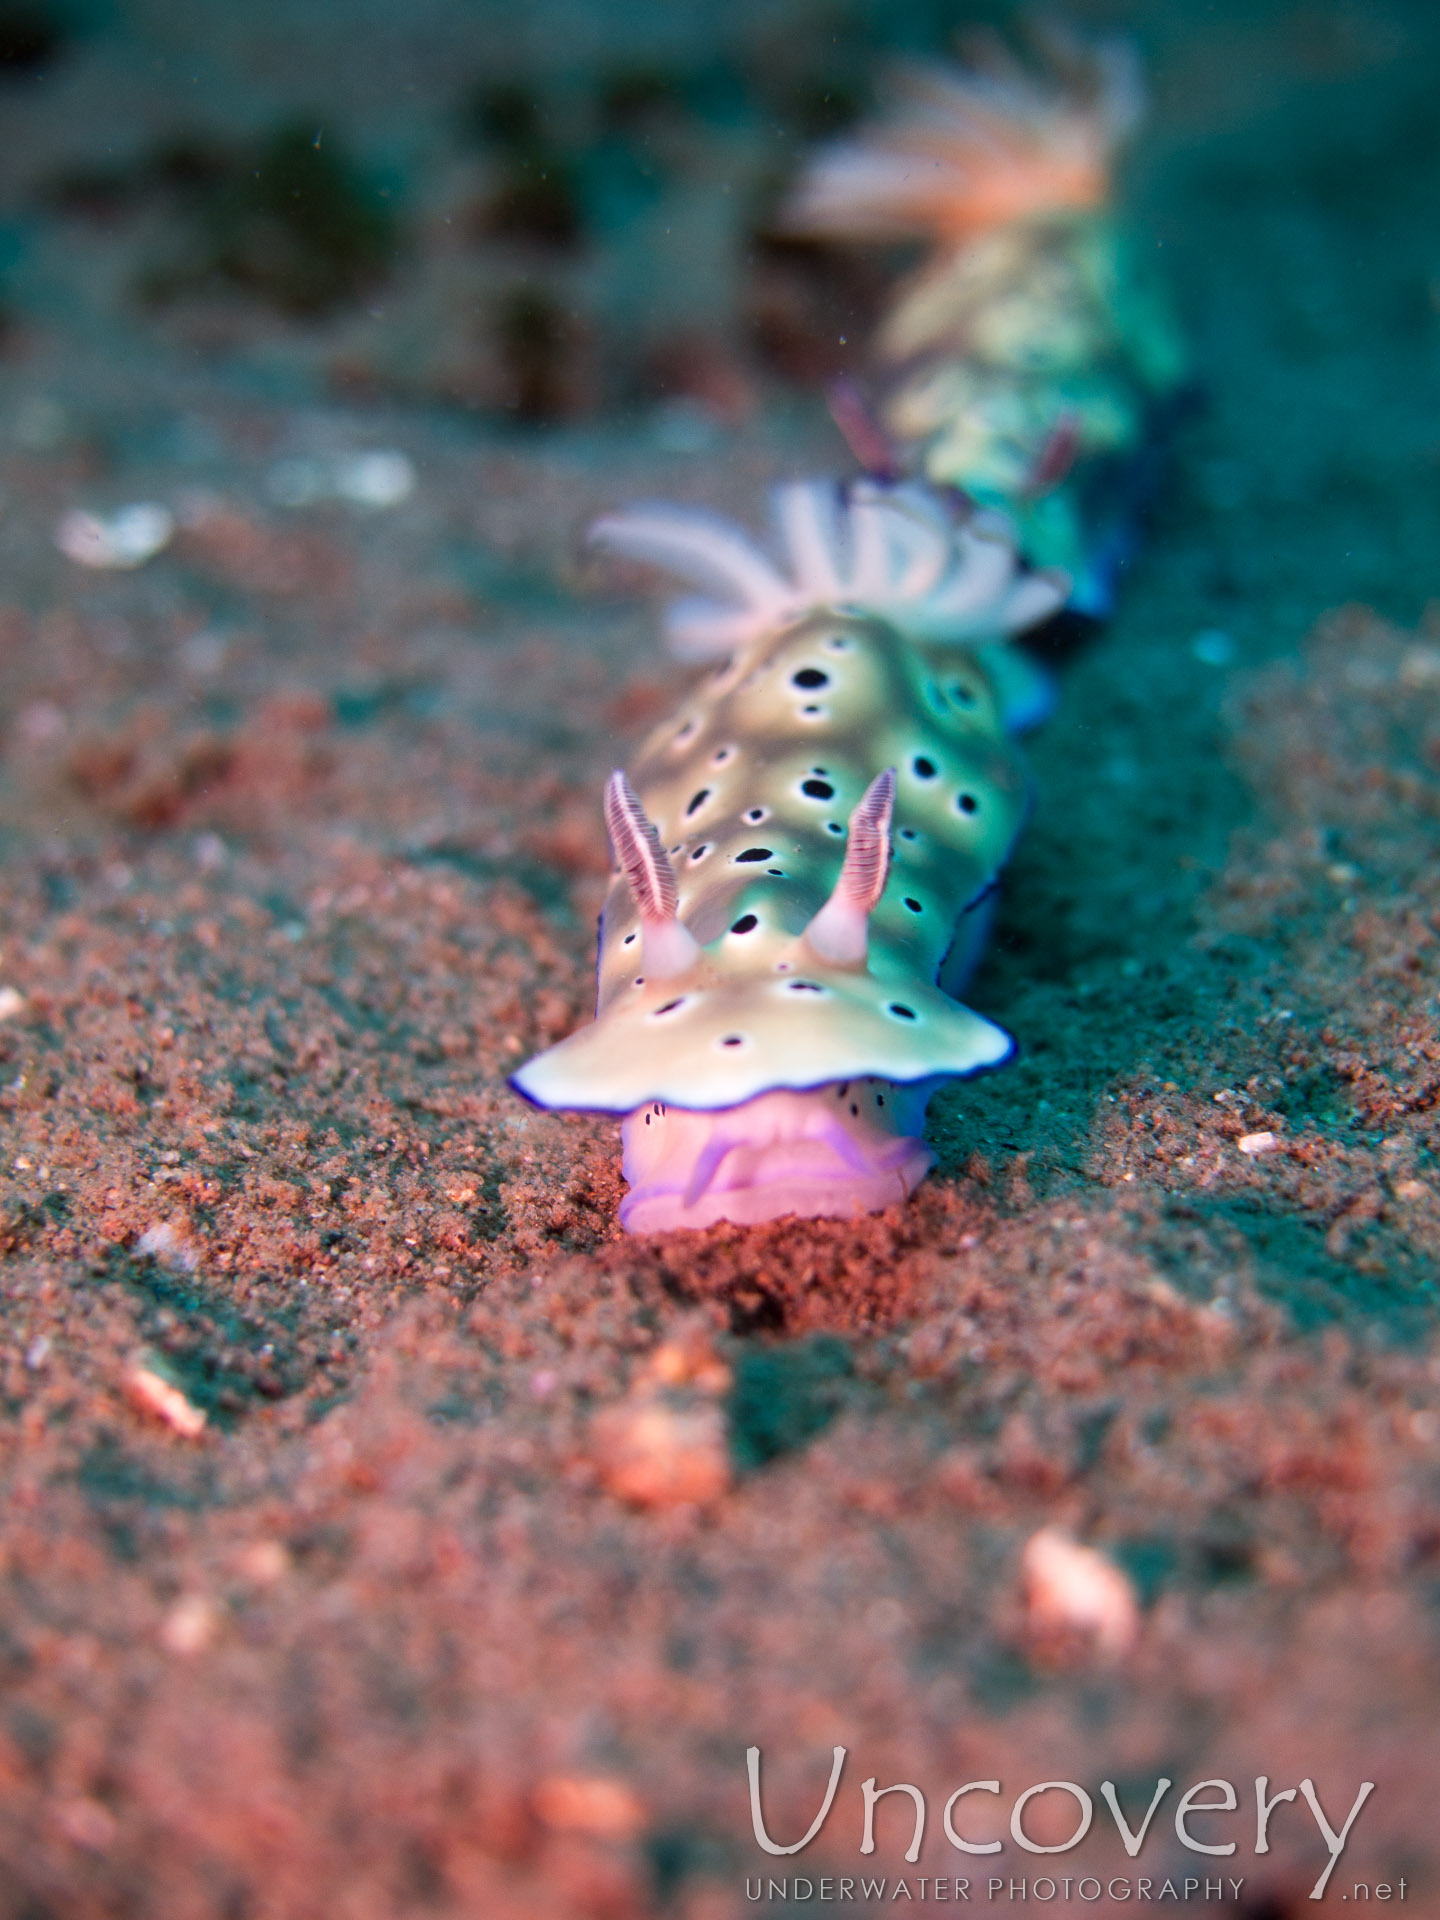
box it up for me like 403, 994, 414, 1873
512, 482, 1064, 1231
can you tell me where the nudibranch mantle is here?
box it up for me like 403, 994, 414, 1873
513, 484, 1064, 1232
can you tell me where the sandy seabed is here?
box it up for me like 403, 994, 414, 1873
1, 1, 1439, 1915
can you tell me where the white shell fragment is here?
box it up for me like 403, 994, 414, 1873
1237, 1130, 1278, 1156
1022, 1525, 1139, 1659
137, 1219, 201, 1272
159, 1593, 217, 1655
55, 503, 175, 570
125, 1362, 207, 1438
333, 449, 416, 506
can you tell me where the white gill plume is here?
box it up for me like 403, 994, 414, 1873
603, 771, 701, 979
803, 769, 896, 968
590, 482, 1066, 661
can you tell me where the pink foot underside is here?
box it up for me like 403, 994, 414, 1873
618, 1081, 934, 1233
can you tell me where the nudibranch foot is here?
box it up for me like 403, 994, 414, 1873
618, 1080, 935, 1234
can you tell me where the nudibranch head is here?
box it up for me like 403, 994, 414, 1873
513, 598, 1024, 1113
779, 27, 1142, 248
513, 932, 1014, 1116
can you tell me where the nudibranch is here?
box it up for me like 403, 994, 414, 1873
513, 483, 1066, 1232
780, 27, 1187, 607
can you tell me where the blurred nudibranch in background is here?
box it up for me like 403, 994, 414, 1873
513, 28, 1184, 1233
781, 21, 1188, 614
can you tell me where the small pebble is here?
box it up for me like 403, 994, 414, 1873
55, 503, 174, 569
532, 1775, 644, 1839
234, 1540, 291, 1586
1022, 1526, 1139, 1659
159, 1594, 216, 1656
0, 985, 25, 1021
137, 1221, 200, 1273
126, 1363, 207, 1438
332, 449, 415, 507
1237, 1131, 1278, 1156
590, 1398, 730, 1509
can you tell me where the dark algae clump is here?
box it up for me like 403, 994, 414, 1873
41, 119, 399, 319
0, 0, 62, 73
138, 121, 399, 317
